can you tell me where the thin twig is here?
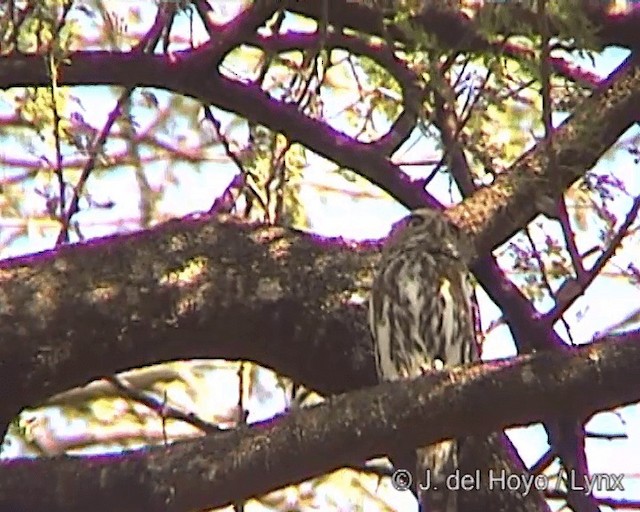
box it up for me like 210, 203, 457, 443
105, 375, 223, 435
55, 88, 133, 245
543, 194, 640, 325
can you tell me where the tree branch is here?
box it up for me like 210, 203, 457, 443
287, 0, 640, 53
2, 49, 639, 235
0, 215, 379, 433
1, 330, 637, 512
449, 51, 640, 251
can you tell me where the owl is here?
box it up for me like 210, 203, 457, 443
369, 208, 478, 512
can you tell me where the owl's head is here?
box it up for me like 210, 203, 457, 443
386, 208, 477, 264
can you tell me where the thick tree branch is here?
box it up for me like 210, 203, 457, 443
0, 331, 637, 512
449, 52, 640, 253
0, 51, 438, 209
245, 30, 423, 155
287, 0, 640, 53
0, 215, 379, 433
2, 49, 639, 241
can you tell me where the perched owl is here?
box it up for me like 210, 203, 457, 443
368, 208, 478, 512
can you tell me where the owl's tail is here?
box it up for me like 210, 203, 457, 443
418, 440, 458, 512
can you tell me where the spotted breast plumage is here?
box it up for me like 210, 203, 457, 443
368, 208, 478, 512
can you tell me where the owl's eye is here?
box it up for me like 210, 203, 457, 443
406, 215, 423, 228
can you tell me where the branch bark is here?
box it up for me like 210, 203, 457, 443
0, 215, 379, 433
1, 331, 637, 512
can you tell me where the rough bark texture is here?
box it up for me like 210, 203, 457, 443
0, 215, 380, 431
0, 332, 637, 512
450, 53, 640, 253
